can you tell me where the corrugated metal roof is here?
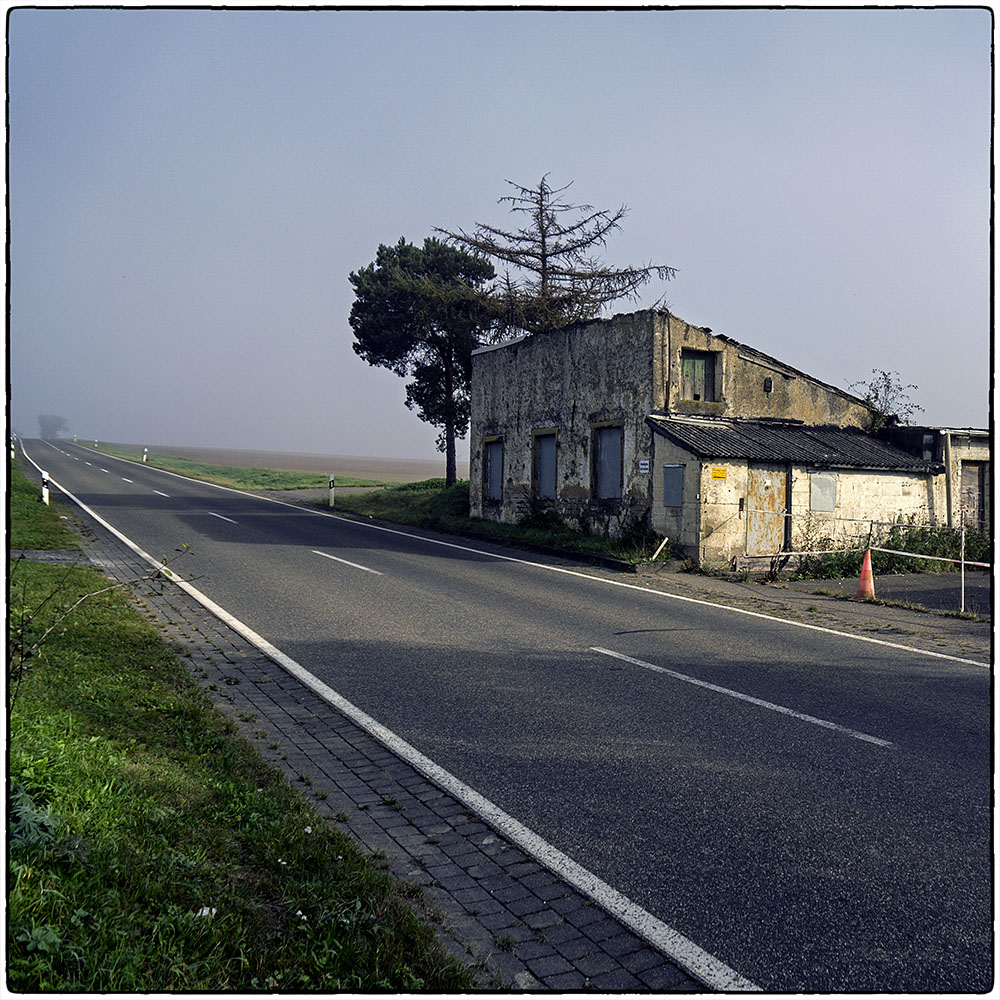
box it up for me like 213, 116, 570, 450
647, 416, 942, 472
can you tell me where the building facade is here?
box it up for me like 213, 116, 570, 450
468, 309, 989, 567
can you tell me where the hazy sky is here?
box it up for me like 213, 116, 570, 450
8, 7, 992, 460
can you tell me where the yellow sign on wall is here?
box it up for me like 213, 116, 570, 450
712, 467, 727, 480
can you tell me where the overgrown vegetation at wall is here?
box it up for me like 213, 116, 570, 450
793, 520, 991, 580
8, 461, 476, 992
327, 480, 675, 564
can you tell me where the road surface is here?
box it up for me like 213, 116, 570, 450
21, 439, 992, 992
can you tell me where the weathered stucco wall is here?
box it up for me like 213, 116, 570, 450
655, 314, 872, 427
787, 468, 940, 551
469, 312, 657, 535
651, 430, 953, 566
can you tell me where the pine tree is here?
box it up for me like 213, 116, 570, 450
438, 175, 675, 335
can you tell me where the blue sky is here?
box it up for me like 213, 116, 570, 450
8, 7, 992, 459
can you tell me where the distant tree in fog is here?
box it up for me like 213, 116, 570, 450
37, 414, 68, 439
348, 237, 495, 487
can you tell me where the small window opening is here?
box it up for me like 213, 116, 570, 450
681, 350, 716, 402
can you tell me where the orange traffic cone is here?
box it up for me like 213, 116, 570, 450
855, 548, 876, 601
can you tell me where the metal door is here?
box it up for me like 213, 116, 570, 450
746, 464, 787, 555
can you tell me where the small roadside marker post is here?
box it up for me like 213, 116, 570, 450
960, 510, 966, 613
143, 447, 148, 463
329, 475, 335, 508
41, 471, 50, 505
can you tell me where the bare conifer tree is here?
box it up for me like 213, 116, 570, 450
438, 175, 676, 335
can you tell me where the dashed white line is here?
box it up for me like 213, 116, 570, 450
153, 490, 170, 498
101, 468, 111, 474
208, 512, 238, 524
122, 478, 133, 483
312, 549, 383, 576
591, 647, 894, 748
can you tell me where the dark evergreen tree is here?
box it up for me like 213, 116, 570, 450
348, 237, 495, 486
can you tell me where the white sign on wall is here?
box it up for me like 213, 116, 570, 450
638, 459, 650, 474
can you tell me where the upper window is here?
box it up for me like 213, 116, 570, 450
681, 349, 716, 402
484, 439, 504, 501
533, 433, 557, 501
593, 425, 623, 500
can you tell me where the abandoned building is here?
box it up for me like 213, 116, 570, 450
468, 309, 991, 567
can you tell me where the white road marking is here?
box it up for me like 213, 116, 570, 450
153, 490, 170, 498
592, 647, 894, 748
208, 511, 238, 524
312, 549, 383, 576
101, 468, 110, 474
84, 461, 92, 466
122, 478, 133, 483
15, 450, 758, 991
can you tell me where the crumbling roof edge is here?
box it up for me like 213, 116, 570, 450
645, 415, 943, 473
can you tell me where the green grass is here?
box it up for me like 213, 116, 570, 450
7, 461, 478, 992
9, 464, 80, 551
328, 480, 675, 564
92, 444, 390, 491
792, 521, 992, 580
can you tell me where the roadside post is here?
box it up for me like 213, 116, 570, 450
41, 471, 49, 505
329, 475, 335, 508
143, 447, 148, 463
960, 510, 966, 613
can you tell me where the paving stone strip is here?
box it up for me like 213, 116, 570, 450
67, 520, 704, 991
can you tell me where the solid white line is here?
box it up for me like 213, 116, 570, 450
592, 647, 894, 748
60, 442, 990, 669
16, 449, 758, 991
208, 511, 238, 524
312, 549, 383, 576
153, 490, 170, 498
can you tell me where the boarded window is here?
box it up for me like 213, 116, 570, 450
663, 464, 684, 507
594, 426, 623, 499
810, 472, 836, 512
534, 433, 556, 500
681, 350, 716, 401
961, 461, 985, 526
484, 439, 503, 501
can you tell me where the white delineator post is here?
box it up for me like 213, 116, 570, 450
143, 447, 148, 462
41, 471, 50, 505
329, 475, 335, 508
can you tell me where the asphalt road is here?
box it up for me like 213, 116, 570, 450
23, 439, 993, 992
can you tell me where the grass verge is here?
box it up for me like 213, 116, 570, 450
91, 443, 390, 491
326, 479, 676, 564
7, 460, 477, 991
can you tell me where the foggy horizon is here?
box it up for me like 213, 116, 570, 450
9, 9, 992, 462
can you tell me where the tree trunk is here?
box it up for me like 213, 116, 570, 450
444, 351, 457, 487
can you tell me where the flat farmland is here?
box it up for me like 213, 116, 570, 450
109, 443, 469, 483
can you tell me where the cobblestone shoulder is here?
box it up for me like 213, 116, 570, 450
69, 512, 706, 992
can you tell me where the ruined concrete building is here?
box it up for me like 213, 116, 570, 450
469, 310, 990, 567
